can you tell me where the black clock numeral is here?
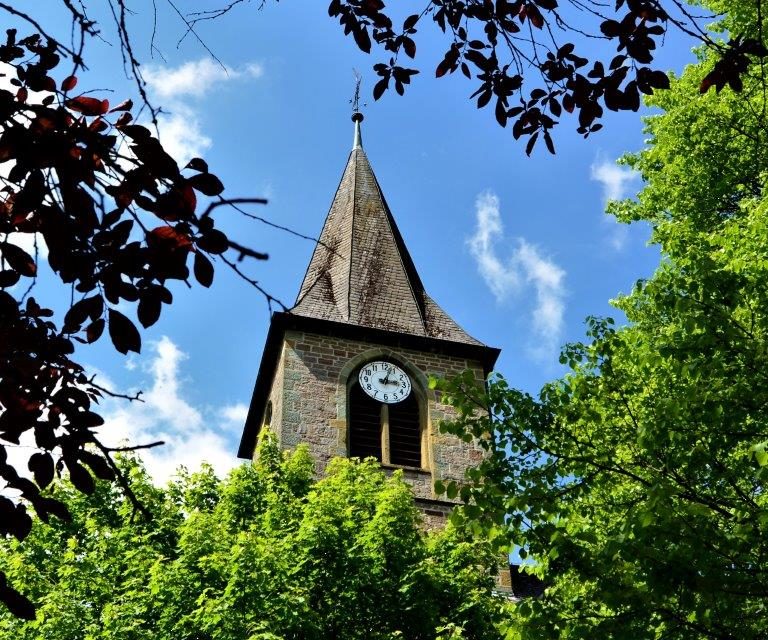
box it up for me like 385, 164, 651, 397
384, 394, 388, 401
367, 384, 372, 390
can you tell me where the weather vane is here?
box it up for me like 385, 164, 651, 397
350, 69, 365, 114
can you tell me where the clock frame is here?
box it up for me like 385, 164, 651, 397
358, 361, 412, 404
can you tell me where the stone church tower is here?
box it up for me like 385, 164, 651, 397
237, 114, 500, 528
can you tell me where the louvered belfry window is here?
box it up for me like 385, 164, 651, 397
349, 382, 383, 461
388, 394, 421, 467
348, 374, 424, 468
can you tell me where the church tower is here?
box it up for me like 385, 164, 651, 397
237, 113, 500, 527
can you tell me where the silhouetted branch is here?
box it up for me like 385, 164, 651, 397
201, 197, 269, 217
206, 197, 341, 257
187, 0, 256, 24
103, 441, 165, 452
219, 252, 288, 313
92, 439, 153, 521
228, 239, 269, 261
165, 0, 228, 67
88, 378, 145, 403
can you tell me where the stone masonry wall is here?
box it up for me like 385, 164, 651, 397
260, 329, 486, 503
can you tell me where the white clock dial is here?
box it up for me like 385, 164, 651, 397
358, 361, 412, 404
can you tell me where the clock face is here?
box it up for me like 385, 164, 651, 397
358, 361, 412, 404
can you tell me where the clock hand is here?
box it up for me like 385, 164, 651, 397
378, 367, 400, 385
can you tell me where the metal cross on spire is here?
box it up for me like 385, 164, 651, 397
350, 69, 363, 114
350, 69, 365, 149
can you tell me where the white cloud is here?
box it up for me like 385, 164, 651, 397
95, 336, 244, 485
590, 158, 637, 203
467, 192, 521, 300
513, 240, 565, 359
590, 154, 640, 250
141, 58, 263, 164
221, 403, 249, 424
144, 58, 263, 100
3, 339, 246, 495
153, 105, 212, 166
142, 337, 203, 430
468, 191, 566, 359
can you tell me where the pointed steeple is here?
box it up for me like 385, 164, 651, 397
237, 114, 500, 461
291, 116, 483, 346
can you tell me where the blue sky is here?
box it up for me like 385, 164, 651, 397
10, 2, 699, 482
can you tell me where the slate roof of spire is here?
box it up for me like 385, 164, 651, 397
291, 122, 483, 347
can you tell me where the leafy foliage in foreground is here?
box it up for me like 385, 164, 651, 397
436, 9, 768, 639
0, 436, 508, 640
323, 0, 767, 154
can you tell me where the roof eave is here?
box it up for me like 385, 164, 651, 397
237, 315, 287, 459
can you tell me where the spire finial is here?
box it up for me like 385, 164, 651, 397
350, 69, 365, 150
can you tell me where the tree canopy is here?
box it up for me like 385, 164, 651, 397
436, 2, 768, 638
327, 0, 766, 154
0, 436, 509, 639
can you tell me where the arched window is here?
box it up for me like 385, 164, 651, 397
348, 368, 425, 469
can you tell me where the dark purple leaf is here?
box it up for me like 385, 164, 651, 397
188, 173, 224, 196
28, 452, 54, 489
137, 291, 161, 328
108, 309, 141, 354
194, 252, 214, 288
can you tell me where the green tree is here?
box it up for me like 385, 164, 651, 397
436, 4, 768, 638
0, 435, 509, 640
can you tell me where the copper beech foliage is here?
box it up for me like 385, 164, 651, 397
328, 0, 768, 154
0, 29, 252, 618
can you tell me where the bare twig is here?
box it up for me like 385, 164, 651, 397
228, 239, 269, 261
187, 0, 253, 23
88, 377, 145, 403
164, 0, 227, 68
104, 441, 165, 452
218, 251, 288, 313
92, 439, 153, 521
203, 197, 342, 257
